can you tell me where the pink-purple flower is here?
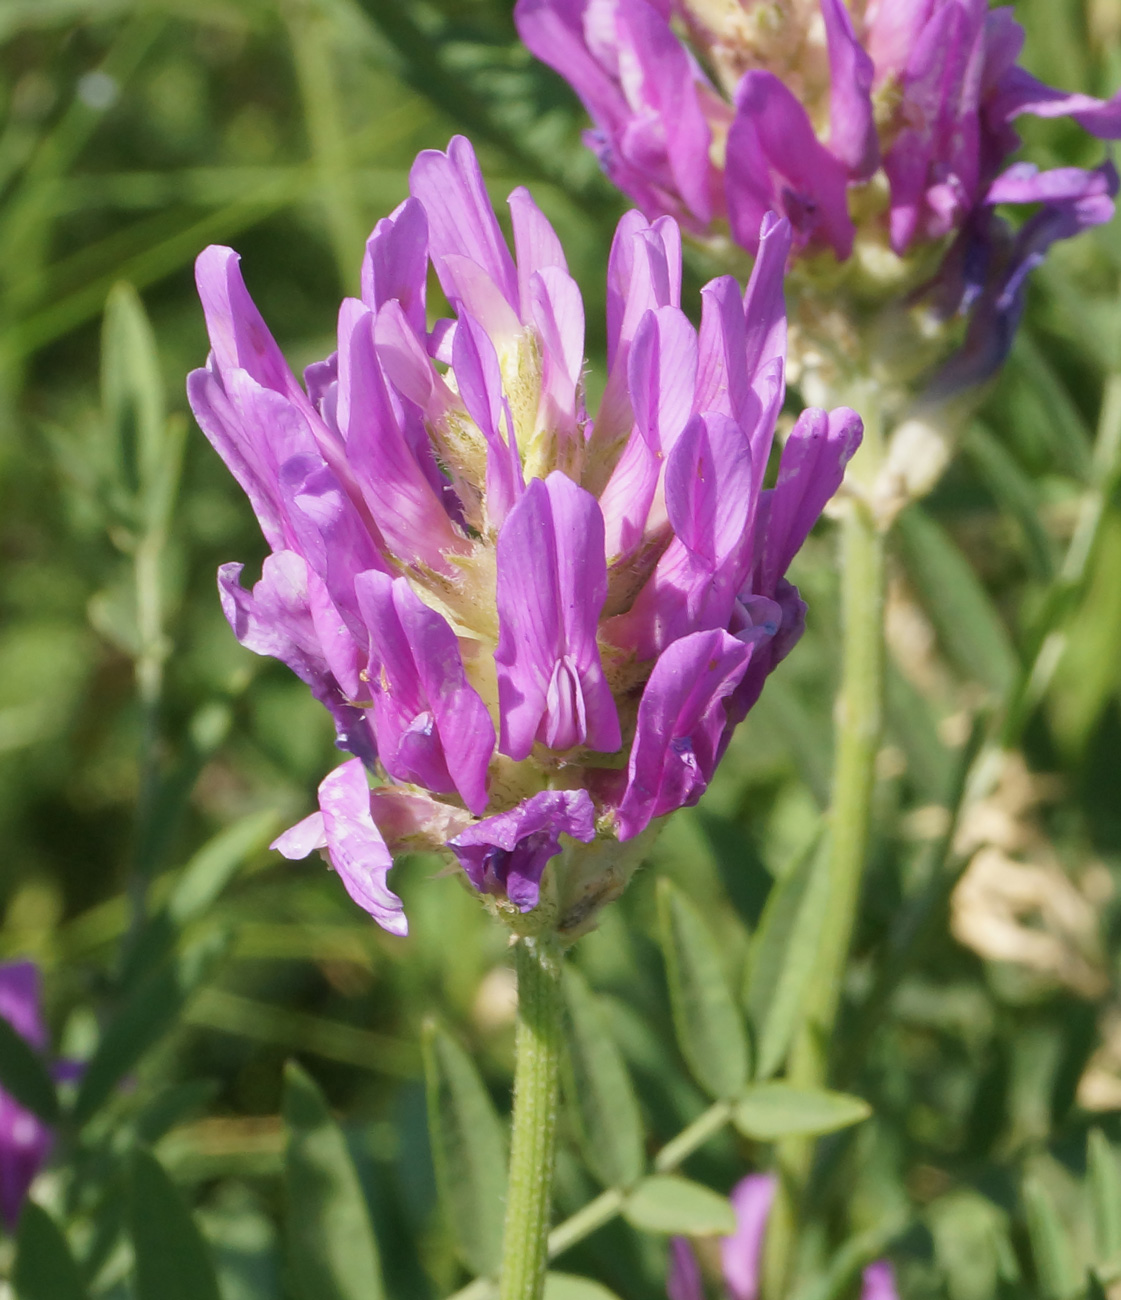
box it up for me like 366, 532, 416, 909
188, 136, 860, 938
0, 961, 54, 1232
516, 0, 1120, 388
668, 1174, 898, 1300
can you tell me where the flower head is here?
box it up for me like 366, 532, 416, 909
189, 137, 859, 938
668, 1173, 898, 1300
0, 961, 54, 1231
516, 0, 1120, 391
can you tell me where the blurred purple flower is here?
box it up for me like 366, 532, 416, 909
0, 962, 53, 1232
516, 0, 1121, 388
189, 137, 860, 937
668, 1174, 898, 1300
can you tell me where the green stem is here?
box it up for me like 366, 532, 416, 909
499, 936, 565, 1300
764, 432, 887, 1299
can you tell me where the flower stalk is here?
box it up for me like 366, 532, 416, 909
499, 936, 565, 1300
764, 401, 887, 1300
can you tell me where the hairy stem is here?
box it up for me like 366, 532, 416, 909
499, 936, 565, 1300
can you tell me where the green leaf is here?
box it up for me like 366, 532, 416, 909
128, 1147, 221, 1300
101, 281, 175, 530
561, 965, 645, 1190
422, 1019, 507, 1278
73, 930, 228, 1127
623, 1174, 737, 1236
13, 1202, 90, 1300
0, 1013, 59, 1124
1088, 1129, 1121, 1268
895, 505, 1018, 695
1023, 1171, 1080, 1300
544, 1273, 624, 1300
283, 1060, 385, 1300
744, 828, 828, 1079
732, 1084, 870, 1140
656, 878, 749, 1099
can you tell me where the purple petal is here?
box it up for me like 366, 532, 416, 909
272, 811, 326, 858
666, 1237, 704, 1300
615, 628, 755, 839
0, 1092, 52, 1231
187, 362, 323, 553
0, 963, 46, 1053
409, 136, 519, 314
360, 197, 429, 335
0, 962, 51, 1232
194, 246, 309, 407
821, 0, 878, 178
628, 305, 698, 457
727, 71, 855, 260
495, 474, 620, 759
593, 215, 685, 460
509, 186, 568, 317
529, 266, 586, 453
356, 570, 495, 814
449, 789, 596, 912
882, 3, 985, 253
452, 312, 524, 525
311, 760, 407, 935
218, 553, 377, 767
757, 407, 863, 595
990, 65, 1121, 138
665, 412, 753, 568
860, 1261, 900, 1300
335, 298, 463, 569
721, 1174, 776, 1300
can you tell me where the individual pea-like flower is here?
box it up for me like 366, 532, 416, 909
188, 136, 860, 939
515, 0, 1120, 395
668, 1174, 898, 1300
0, 962, 56, 1231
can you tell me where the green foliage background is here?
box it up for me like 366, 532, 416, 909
3, 1, 1121, 1297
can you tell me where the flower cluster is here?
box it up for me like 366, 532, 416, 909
668, 1175, 897, 1300
516, 0, 1121, 390
189, 137, 859, 938
0, 962, 55, 1231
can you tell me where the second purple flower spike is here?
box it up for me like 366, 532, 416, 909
189, 137, 860, 939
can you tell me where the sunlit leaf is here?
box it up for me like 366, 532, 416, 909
732, 1084, 870, 1140
623, 1175, 736, 1236
544, 1273, 623, 1300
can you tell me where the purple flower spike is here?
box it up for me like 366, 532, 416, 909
192, 136, 853, 934
450, 789, 597, 912
0, 963, 53, 1232
517, 0, 1121, 398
